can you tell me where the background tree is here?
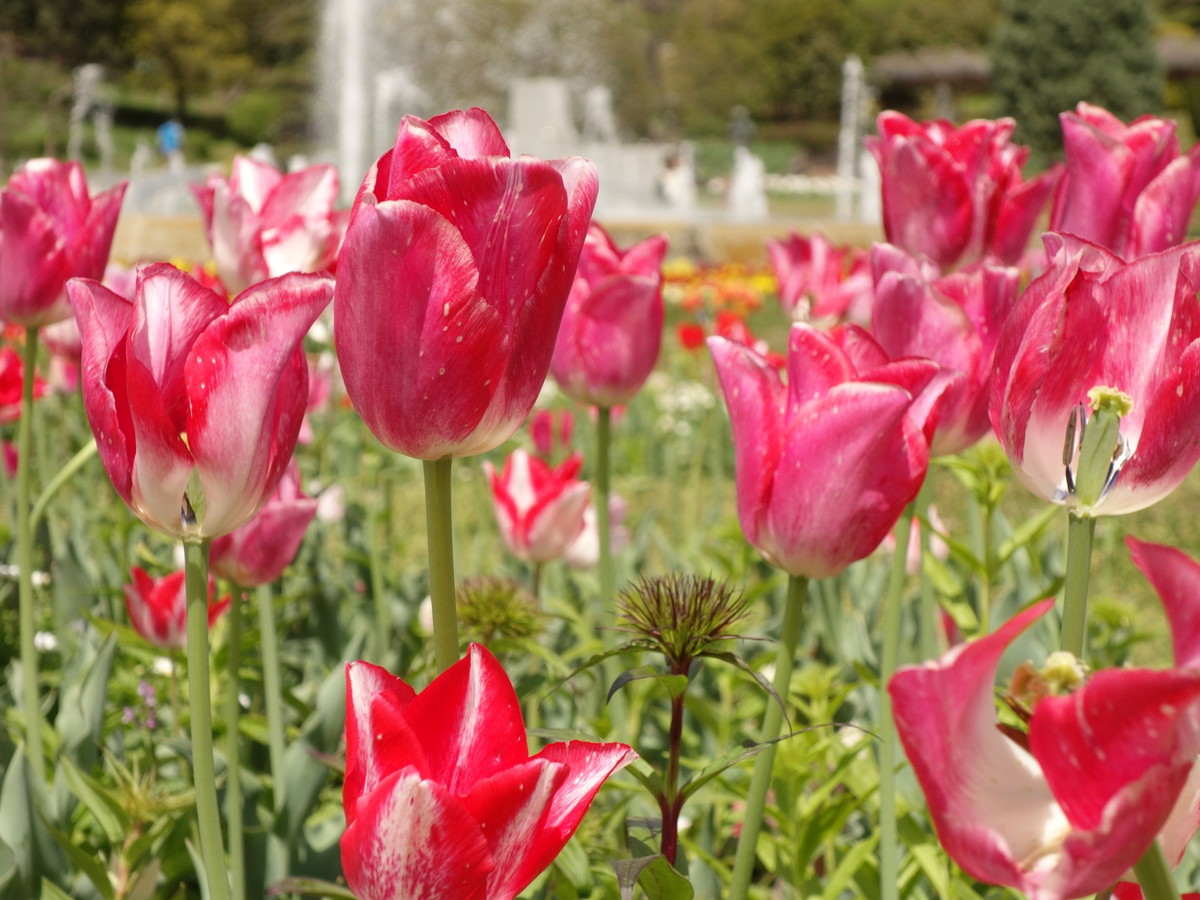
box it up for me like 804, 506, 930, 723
991, 0, 1162, 153
125, 0, 252, 118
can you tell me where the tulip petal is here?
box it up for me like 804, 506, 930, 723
881, 138, 971, 267
428, 107, 512, 160
1028, 668, 1200, 894
784, 323, 856, 407
708, 336, 786, 554
129, 263, 229, 430
68, 277, 137, 503
1129, 146, 1200, 255
0, 188, 70, 325
188, 272, 332, 536
460, 758, 565, 900
334, 198, 509, 459
471, 741, 636, 900
1127, 536, 1200, 669
768, 380, 926, 578
344, 661, 422, 827
890, 599, 1067, 893
341, 768, 493, 900
403, 645, 530, 795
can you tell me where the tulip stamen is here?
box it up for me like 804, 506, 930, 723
181, 492, 197, 529
1059, 391, 1134, 508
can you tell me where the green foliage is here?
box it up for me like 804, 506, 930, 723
226, 89, 287, 146
991, 0, 1163, 152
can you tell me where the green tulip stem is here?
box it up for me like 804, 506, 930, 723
223, 589, 245, 900
256, 584, 288, 815
30, 438, 97, 534
531, 561, 543, 602
15, 326, 43, 786
728, 573, 807, 900
368, 502, 391, 665
979, 500, 995, 636
914, 481, 938, 659
169, 648, 182, 742
596, 405, 614, 608
424, 458, 460, 672
879, 503, 916, 900
184, 538, 231, 900
1133, 840, 1182, 900
1060, 512, 1097, 658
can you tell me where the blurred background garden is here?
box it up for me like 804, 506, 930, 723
3, 0, 1200, 202
7, 0, 1200, 898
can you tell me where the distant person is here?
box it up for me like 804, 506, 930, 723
156, 118, 185, 172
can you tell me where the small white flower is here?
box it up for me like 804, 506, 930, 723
33, 631, 58, 653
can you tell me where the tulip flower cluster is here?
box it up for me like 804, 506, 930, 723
17, 90, 1200, 900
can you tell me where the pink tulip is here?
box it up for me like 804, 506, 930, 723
990, 234, 1200, 516
341, 645, 635, 900
708, 322, 934, 579
0, 158, 126, 327
1127, 536, 1200, 872
483, 449, 590, 564
529, 408, 574, 462
866, 111, 1059, 269
871, 243, 1020, 456
0, 343, 45, 423
334, 108, 597, 460
124, 567, 230, 650
192, 155, 347, 294
1050, 103, 1200, 259
890, 599, 1200, 900
67, 263, 333, 539
766, 231, 873, 324
549, 223, 667, 407
209, 463, 318, 586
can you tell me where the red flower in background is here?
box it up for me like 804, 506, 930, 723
767, 230, 873, 324
193, 154, 347, 294
124, 567, 230, 650
0, 344, 45, 423
709, 323, 934, 578
1051, 103, 1200, 259
209, 463, 318, 587
867, 112, 1059, 269
550, 223, 668, 408
0, 158, 126, 327
483, 449, 591, 564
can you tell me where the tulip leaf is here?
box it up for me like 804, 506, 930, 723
614, 855, 658, 900
56, 632, 117, 770
42, 819, 115, 900
621, 758, 665, 799
56, 756, 128, 845
555, 642, 650, 695
265, 876, 359, 898
606, 668, 689, 703
820, 833, 877, 900
678, 725, 864, 805
696, 651, 786, 721
997, 504, 1062, 566
40, 878, 75, 900
0, 746, 67, 897
614, 854, 694, 900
